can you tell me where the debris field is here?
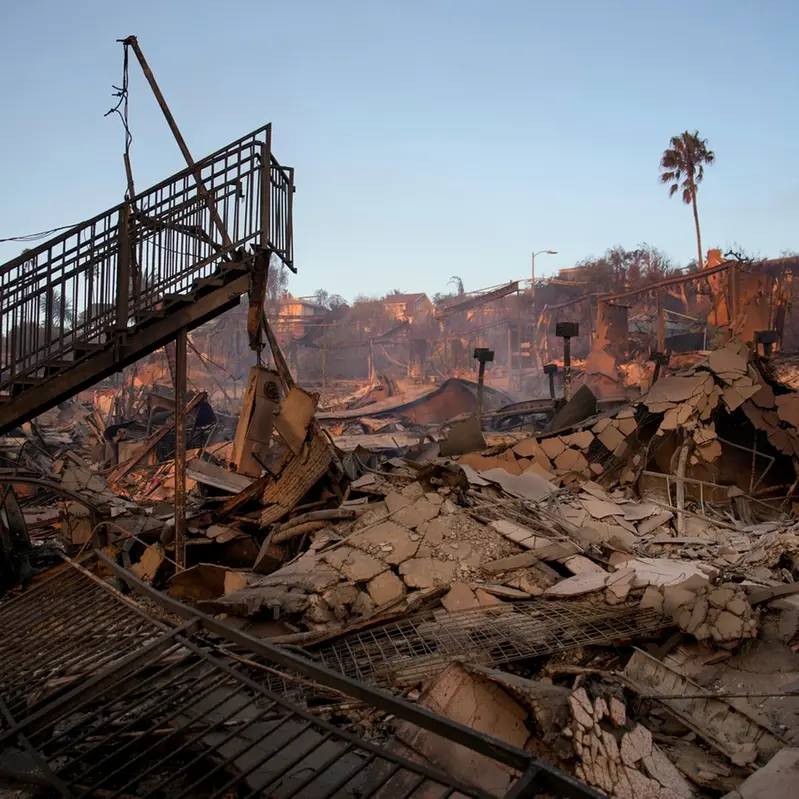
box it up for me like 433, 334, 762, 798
3, 336, 799, 799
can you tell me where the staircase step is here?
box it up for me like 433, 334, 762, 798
163, 293, 196, 305
218, 261, 249, 275
73, 340, 107, 358
193, 276, 225, 290
10, 378, 45, 397
134, 309, 167, 325
43, 359, 72, 377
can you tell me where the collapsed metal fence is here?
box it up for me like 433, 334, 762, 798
0, 558, 604, 798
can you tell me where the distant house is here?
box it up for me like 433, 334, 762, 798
277, 294, 327, 337
382, 293, 434, 322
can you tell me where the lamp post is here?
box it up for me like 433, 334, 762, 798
531, 249, 557, 287
529, 249, 557, 376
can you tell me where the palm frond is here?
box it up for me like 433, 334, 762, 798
659, 130, 715, 203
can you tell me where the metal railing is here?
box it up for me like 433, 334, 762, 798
0, 123, 293, 391
0, 558, 604, 798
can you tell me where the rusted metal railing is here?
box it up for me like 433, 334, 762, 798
0, 124, 293, 392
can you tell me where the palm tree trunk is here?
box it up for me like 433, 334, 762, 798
691, 190, 703, 270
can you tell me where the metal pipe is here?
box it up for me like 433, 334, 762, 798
122, 36, 232, 250
476, 359, 486, 427
174, 327, 187, 570
563, 337, 572, 401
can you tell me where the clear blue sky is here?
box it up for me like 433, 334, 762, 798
1, 1, 796, 301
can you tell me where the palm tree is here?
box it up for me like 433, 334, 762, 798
448, 276, 465, 295
659, 131, 715, 270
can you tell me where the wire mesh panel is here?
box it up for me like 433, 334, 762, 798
312, 600, 671, 689
0, 563, 603, 798
0, 566, 171, 726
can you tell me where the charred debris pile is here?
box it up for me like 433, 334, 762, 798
3, 340, 799, 798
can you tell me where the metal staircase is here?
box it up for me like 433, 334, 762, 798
0, 123, 293, 434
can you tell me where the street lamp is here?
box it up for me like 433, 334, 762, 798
531, 249, 557, 286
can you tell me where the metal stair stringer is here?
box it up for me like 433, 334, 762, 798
0, 268, 250, 433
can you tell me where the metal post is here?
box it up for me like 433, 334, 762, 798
322, 327, 328, 387
729, 263, 740, 323
116, 203, 131, 330
368, 338, 375, 382
544, 364, 558, 401
507, 322, 512, 386
563, 337, 572, 402
123, 36, 232, 251
473, 348, 494, 430
555, 323, 578, 403
516, 287, 522, 391
260, 132, 272, 250
174, 327, 187, 571
657, 290, 666, 352
477, 360, 486, 425
651, 351, 668, 384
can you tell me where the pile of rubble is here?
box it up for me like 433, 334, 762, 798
5, 339, 799, 797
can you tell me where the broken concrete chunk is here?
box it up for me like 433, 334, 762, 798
322, 546, 386, 582
479, 468, 556, 501
597, 423, 626, 452
384, 491, 412, 514
604, 567, 635, 604
366, 570, 406, 606
569, 687, 595, 729
609, 696, 626, 727
391, 498, 440, 529
441, 581, 481, 611
544, 571, 608, 597
421, 516, 448, 546
720, 748, 799, 799
620, 724, 653, 766
168, 562, 247, 602
645, 578, 758, 648
581, 497, 626, 520
400, 481, 425, 501
348, 520, 420, 565
130, 543, 165, 583
512, 437, 545, 458
540, 436, 567, 460
489, 519, 554, 551
641, 745, 695, 799
623, 557, 714, 588
561, 430, 594, 450
477, 583, 529, 599
562, 555, 607, 575
393, 663, 527, 795
708, 346, 748, 377
644, 374, 708, 406
637, 510, 674, 536
399, 557, 457, 589
554, 447, 589, 474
